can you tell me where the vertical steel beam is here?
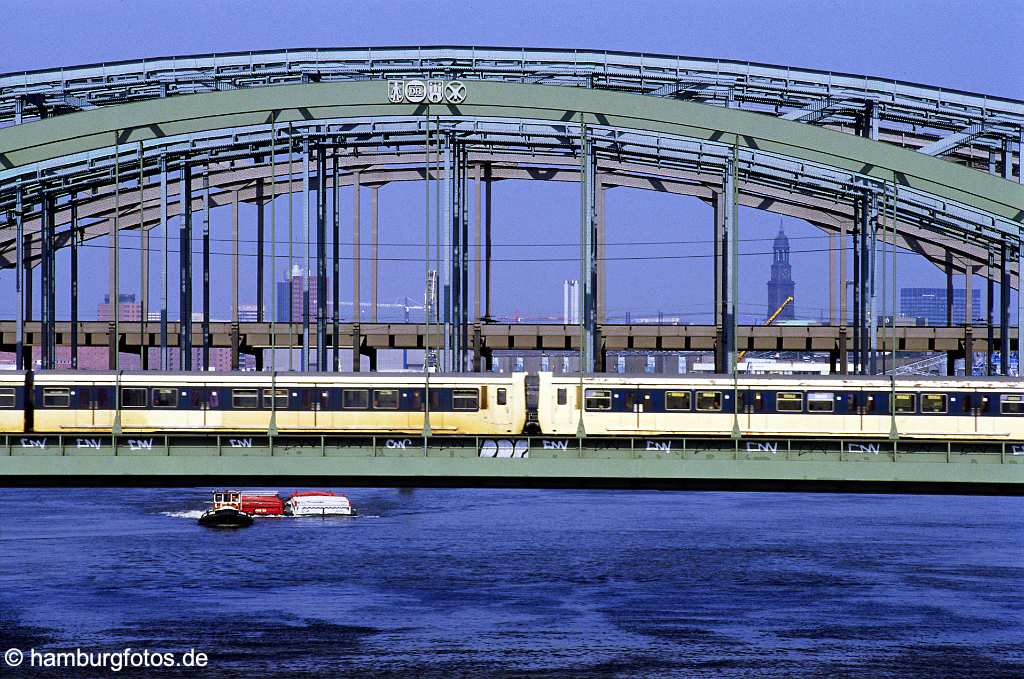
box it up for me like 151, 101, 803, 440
331, 149, 340, 372
945, 252, 955, 374
965, 265, 975, 375
945, 251, 954, 326
713, 190, 727, 372
839, 211, 848, 374
159, 155, 168, 370
461, 146, 470, 371
111, 137, 121, 372
579, 126, 598, 374
231, 189, 240, 371
852, 196, 861, 374
14, 185, 23, 370
473, 163, 482, 372
40, 192, 53, 369
1002, 138, 1013, 180
596, 180, 607, 326
723, 152, 738, 373
484, 162, 493, 325
70, 194, 78, 369
987, 249, 995, 376
442, 137, 452, 372
316, 143, 327, 373
867, 190, 878, 374
138, 144, 147, 370
301, 135, 311, 372
287, 127, 294, 370
828, 231, 837, 325
140, 218, 149, 369
179, 161, 192, 371
202, 169, 211, 371
256, 178, 265, 324
353, 169, 362, 372
1001, 241, 1010, 375
1018, 240, 1024, 378
371, 186, 379, 324
269, 122, 278, 373
474, 164, 482, 324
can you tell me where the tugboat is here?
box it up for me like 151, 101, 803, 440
284, 490, 356, 517
198, 491, 254, 528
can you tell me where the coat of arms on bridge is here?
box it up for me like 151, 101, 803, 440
388, 79, 467, 104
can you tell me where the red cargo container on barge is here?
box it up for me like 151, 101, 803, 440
238, 491, 285, 516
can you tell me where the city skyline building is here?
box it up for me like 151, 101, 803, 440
900, 288, 982, 326
766, 224, 796, 321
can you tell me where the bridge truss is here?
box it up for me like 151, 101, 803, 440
0, 47, 1022, 375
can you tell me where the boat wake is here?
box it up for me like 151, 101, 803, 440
161, 510, 205, 520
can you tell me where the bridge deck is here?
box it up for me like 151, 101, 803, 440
0, 321, 1006, 355
3, 434, 1022, 494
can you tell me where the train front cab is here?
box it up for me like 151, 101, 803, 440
0, 371, 26, 433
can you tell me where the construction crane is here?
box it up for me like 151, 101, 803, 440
738, 295, 793, 363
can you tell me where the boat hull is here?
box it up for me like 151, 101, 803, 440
198, 507, 254, 528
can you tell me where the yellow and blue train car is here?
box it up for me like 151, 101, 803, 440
537, 372, 1024, 440
30, 371, 526, 435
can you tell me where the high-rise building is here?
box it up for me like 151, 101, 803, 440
766, 225, 796, 321
275, 266, 328, 322
97, 293, 141, 321
900, 288, 981, 326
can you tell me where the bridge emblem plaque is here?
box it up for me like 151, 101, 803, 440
387, 79, 467, 104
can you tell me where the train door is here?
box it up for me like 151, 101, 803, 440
75, 385, 95, 428
294, 387, 318, 429
634, 388, 658, 434
185, 387, 208, 430
550, 382, 578, 434
486, 384, 511, 430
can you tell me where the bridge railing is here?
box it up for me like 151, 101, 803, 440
5, 433, 1024, 465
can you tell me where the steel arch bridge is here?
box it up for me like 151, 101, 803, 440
1, 46, 1022, 375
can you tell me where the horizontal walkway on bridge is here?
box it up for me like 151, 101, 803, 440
3, 434, 1022, 494
1, 321, 1012, 369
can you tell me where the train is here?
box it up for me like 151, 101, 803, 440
1, 370, 1024, 439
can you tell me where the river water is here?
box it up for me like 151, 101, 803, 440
1, 488, 1022, 677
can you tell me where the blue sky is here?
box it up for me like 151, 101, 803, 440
1, 0, 1021, 324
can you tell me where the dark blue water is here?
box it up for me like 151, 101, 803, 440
1, 489, 1022, 678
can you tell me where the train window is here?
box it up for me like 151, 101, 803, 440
776, 392, 803, 412
42, 387, 70, 408
1000, 395, 1024, 414
497, 388, 507, 406
121, 387, 147, 408
342, 389, 369, 409
807, 392, 834, 413
373, 389, 399, 410
208, 392, 220, 408
696, 391, 722, 412
894, 393, 916, 413
232, 388, 259, 409
584, 389, 612, 411
557, 388, 567, 405
152, 388, 178, 408
429, 389, 442, 411
262, 388, 288, 409
453, 389, 479, 411
665, 391, 691, 411
408, 390, 423, 411
921, 394, 947, 414
0, 388, 14, 408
